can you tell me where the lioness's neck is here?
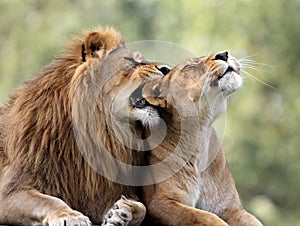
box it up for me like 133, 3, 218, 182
149, 110, 208, 161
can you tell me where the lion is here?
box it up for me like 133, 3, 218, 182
0, 27, 171, 225
0, 25, 263, 226
128, 52, 264, 225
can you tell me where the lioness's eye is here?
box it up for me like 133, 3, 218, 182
124, 57, 137, 63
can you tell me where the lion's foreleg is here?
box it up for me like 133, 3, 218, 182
144, 195, 228, 226
101, 196, 146, 226
0, 189, 91, 225
220, 207, 263, 226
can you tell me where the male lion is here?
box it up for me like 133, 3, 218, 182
0, 27, 170, 225
129, 52, 263, 225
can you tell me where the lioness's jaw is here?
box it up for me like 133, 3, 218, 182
211, 52, 243, 95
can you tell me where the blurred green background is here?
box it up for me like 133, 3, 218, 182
0, 0, 299, 225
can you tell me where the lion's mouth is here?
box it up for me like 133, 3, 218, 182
218, 66, 235, 80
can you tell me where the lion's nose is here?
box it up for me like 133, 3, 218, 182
215, 51, 228, 62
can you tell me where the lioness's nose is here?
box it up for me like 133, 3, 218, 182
215, 51, 228, 62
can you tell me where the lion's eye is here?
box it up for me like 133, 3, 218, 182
155, 65, 170, 75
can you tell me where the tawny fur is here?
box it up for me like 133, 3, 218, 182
0, 26, 262, 226
141, 54, 263, 226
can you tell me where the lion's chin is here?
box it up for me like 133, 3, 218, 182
218, 71, 243, 95
132, 106, 160, 129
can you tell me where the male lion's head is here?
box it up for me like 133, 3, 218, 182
66, 27, 174, 182
4, 27, 172, 189
71, 27, 170, 129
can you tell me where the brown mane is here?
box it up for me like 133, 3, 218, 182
0, 27, 145, 222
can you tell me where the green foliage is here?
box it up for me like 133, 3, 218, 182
0, 0, 299, 225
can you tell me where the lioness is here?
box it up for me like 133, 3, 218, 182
128, 52, 263, 225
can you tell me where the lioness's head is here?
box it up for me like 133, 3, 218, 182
130, 51, 242, 128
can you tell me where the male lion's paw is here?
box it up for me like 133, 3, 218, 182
101, 200, 132, 226
44, 208, 92, 226
101, 196, 146, 226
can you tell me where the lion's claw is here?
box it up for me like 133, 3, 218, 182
44, 209, 91, 226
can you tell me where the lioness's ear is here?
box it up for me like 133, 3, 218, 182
142, 79, 172, 109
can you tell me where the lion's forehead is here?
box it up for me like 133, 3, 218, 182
172, 56, 223, 75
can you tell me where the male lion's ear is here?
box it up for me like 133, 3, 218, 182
82, 32, 102, 61
81, 28, 125, 62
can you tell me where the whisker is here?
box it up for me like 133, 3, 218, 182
241, 69, 276, 90
241, 70, 256, 83
239, 59, 271, 68
241, 63, 262, 72
238, 56, 276, 90
242, 64, 273, 75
